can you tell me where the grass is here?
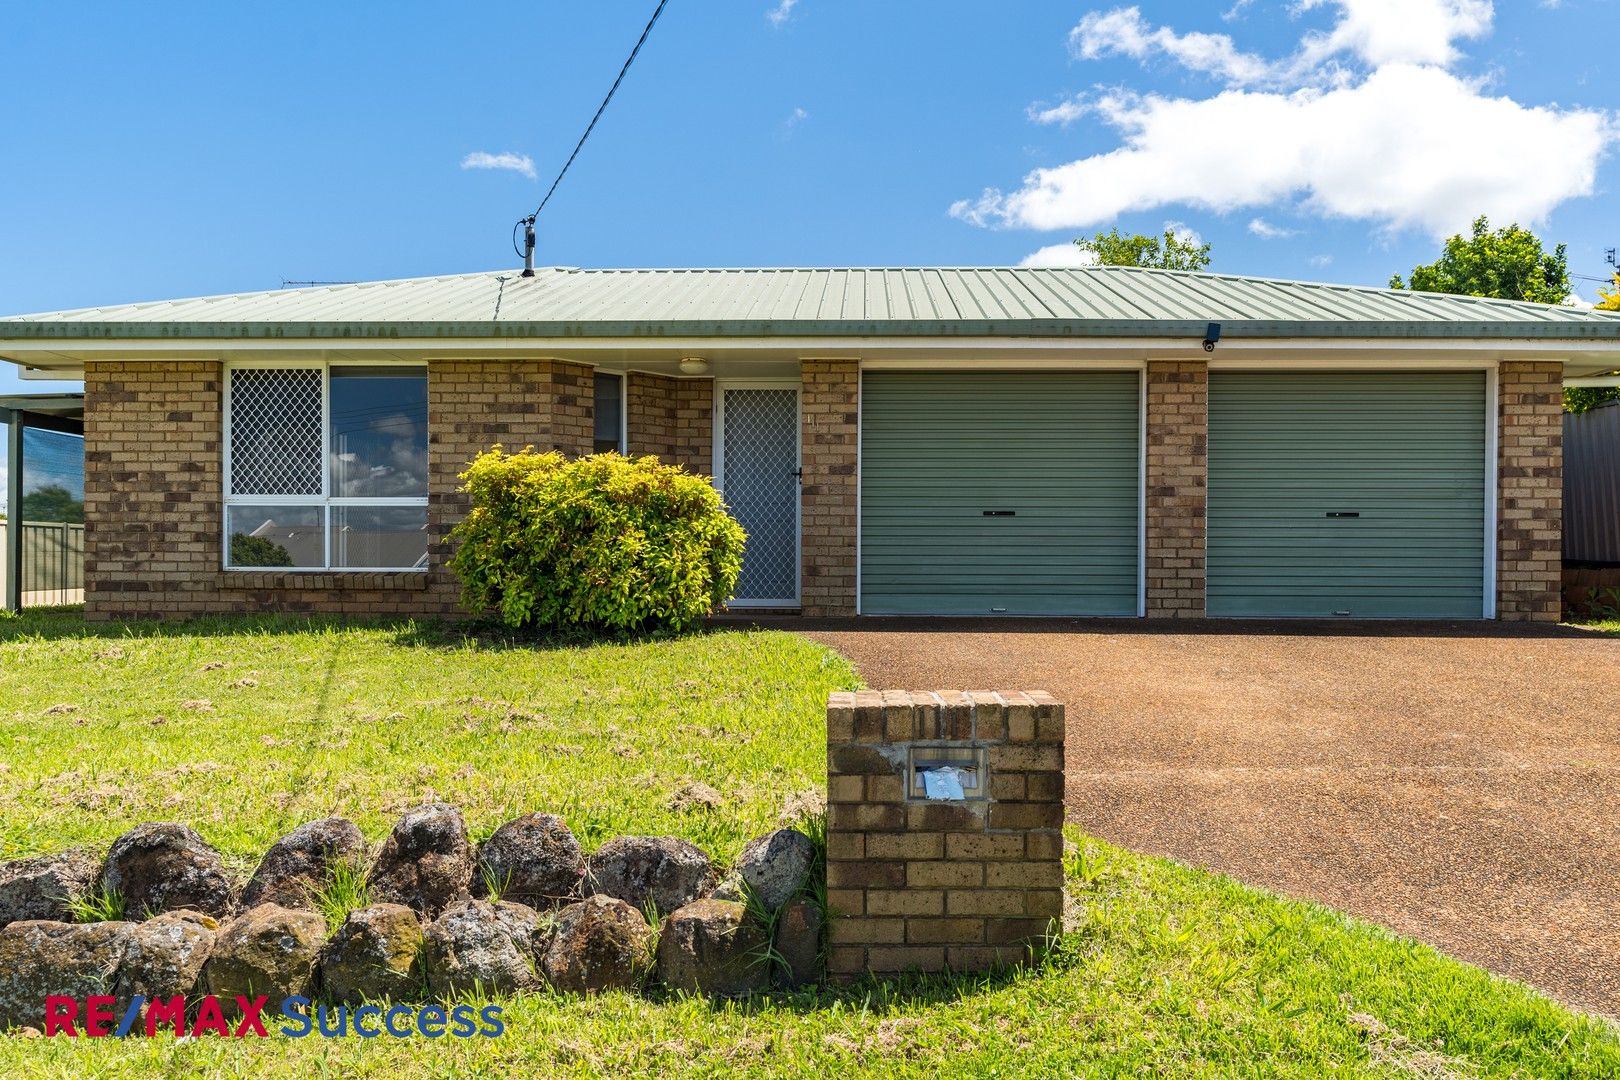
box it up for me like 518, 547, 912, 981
2, 608, 1618, 1076
0, 609, 854, 868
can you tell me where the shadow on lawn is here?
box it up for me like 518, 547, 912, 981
0, 605, 736, 653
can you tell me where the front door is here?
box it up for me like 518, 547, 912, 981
717, 385, 800, 607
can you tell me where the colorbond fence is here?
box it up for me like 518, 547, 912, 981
0, 520, 85, 607
1566, 403, 1620, 566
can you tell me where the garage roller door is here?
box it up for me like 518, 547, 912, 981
860, 371, 1140, 616
1207, 371, 1487, 618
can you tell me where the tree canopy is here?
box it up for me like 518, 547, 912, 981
1389, 216, 1571, 305
18, 484, 83, 524
1599, 273, 1620, 312
1074, 227, 1212, 272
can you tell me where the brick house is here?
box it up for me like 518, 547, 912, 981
2, 266, 1616, 623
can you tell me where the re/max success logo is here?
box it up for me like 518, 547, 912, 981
42, 995, 505, 1039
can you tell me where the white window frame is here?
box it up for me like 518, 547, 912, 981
223, 360, 429, 572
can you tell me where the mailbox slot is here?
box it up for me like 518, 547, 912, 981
907, 745, 988, 801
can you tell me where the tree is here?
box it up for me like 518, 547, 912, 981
1599, 273, 1620, 312
1075, 227, 1212, 272
1389, 216, 1571, 305
18, 484, 84, 524
229, 532, 293, 567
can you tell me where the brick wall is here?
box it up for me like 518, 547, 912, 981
627, 373, 713, 474
82, 358, 595, 621
825, 690, 1065, 978
1145, 360, 1207, 617
801, 360, 858, 616
428, 358, 593, 609
627, 372, 678, 460
1498, 361, 1563, 622
675, 378, 713, 476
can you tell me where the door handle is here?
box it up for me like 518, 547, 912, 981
982, 510, 1016, 517
1325, 512, 1360, 519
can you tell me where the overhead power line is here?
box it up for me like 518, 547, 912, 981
532, 0, 671, 223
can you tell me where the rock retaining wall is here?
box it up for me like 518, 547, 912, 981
0, 807, 820, 1030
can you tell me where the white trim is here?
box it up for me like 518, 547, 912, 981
714, 379, 802, 609
1137, 367, 1148, 619
861, 357, 1150, 372
222, 360, 429, 573
1208, 356, 1500, 371
1565, 376, 1620, 387
854, 364, 863, 617
1483, 365, 1499, 619
11, 334, 1619, 357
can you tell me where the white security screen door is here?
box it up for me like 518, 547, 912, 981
718, 386, 800, 606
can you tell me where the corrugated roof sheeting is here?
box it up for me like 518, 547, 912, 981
3, 266, 1619, 339
1565, 403, 1620, 564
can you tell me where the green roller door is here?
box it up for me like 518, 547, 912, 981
860, 371, 1140, 616
1208, 372, 1487, 618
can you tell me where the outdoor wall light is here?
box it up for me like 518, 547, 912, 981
678, 357, 710, 375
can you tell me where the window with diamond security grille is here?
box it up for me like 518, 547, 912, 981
721, 388, 799, 603
224, 365, 429, 571
229, 368, 323, 496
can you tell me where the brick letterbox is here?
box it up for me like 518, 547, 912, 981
824, 690, 1066, 978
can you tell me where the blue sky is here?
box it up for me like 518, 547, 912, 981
1, 0, 1616, 408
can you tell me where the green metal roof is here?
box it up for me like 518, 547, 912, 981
2, 266, 1618, 342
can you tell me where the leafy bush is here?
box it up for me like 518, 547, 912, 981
450, 448, 747, 631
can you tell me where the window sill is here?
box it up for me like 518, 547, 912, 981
218, 570, 430, 592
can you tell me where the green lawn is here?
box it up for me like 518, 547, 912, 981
2, 609, 1617, 1078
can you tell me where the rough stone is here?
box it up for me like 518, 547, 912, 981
475, 813, 584, 909
656, 899, 769, 998
116, 910, 217, 1001
240, 817, 366, 910
202, 903, 326, 1009
584, 836, 717, 917
101, 822, 235, 920
0, 850, 100, 928
319, 903, 423, 1004
712, 828, 814, 912
421, 899, 541, 997
773, 899, 823, 989
366, 804, 475, 918
541, 895, 653, 994
0, 920, 133, 1030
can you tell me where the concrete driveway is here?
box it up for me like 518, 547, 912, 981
793, 619, 1620, 1015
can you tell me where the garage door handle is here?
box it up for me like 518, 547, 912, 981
1326, 512, 1360, 518
982, 510, 1016, 517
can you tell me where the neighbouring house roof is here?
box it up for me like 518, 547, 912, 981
3, 266, 1620, 343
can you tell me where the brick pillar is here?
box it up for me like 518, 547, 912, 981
1497, 361, 1563, 622
1145, 360, 1207, 617
675, 378, 713, 475
83, 361, 223, 621
825, 690, 1065, 978
801, 360, 858, 616
427, 359, 594, 610
627, 372, 678, 460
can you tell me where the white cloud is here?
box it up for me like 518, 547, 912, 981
958, 3, 1616, 240
1248, 217, 1297, 239
1294, 0, 1492, 69
1020, 243, 1101, 268
767, 0, 798, 28
788, 106, 809, 126
1070, 7, 1272, 85
1029, 97, 1090, 126
1164, 220, 1203, 248
460, 151, 536, 180
1309, 253, 1335, 266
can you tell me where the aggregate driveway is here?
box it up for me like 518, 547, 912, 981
793, 619, 1620, 1015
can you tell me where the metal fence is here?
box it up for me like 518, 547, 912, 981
1565, 402, 1620, 565
0, 521, 85, 606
